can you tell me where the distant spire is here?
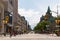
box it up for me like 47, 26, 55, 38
47, 6, 51, 13
46, 6, 52, 16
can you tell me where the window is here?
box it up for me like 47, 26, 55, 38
9, 0, 13, 6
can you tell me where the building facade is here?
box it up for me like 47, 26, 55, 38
21, 16, 28, 33
3, 0, 13, 33
16, 14, 31, 34
40, 6, 55, 22
0, 0, 4, 34
12, 0, 18, 30
0, 0, 31, 34
16, 14, 22, 34
40, 6, 56, 33
0, 0, 18, 34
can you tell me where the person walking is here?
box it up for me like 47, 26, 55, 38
10, 30, 12, 38
4, 33, 6, 36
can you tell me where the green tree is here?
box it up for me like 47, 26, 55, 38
34, 20, 50, 32
54, 15, 60, 20
57, 15, 60, 19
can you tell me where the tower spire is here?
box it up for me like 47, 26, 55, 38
46, 6, 52, 16
47, 6, 51, 13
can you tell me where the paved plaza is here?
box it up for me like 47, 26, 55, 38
0, 33, 60, 40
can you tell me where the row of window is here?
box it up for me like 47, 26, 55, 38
9, 0, 13, 6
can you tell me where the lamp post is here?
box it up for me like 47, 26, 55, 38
2, 15, 9, 36
2, 19, 8, 36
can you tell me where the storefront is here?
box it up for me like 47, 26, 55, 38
7, 23, 13, 33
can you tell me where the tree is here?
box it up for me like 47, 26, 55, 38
54, 15, 60, 20
34, 20, 50, 33
57, 15, 60, 19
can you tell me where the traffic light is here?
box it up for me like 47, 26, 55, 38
5, 16, 9, 22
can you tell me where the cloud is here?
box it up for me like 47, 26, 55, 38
51, 4, 60, 17
18, 8, 42, 29
18, 0, 60, 30
31, 0, 60, 17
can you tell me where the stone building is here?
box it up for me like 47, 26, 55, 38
0, 0, 18, 34
15, 14, 22, 33
16, 14, 31, 34
0, 0, 4, 34
21, 16, 28, 33
21, 17, 31, 33
40, 6, 56, 33
12, 0, 18, 31
3, 0, 13, 34
40, 6, 55, 22
0, 0, 31, 34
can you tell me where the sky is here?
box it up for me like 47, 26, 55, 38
18, 0, 60, 29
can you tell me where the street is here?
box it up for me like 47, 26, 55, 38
0, 33, 60, 40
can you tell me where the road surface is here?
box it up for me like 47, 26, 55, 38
0, 33, 60, 40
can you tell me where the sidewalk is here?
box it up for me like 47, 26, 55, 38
0, 34, 10, 37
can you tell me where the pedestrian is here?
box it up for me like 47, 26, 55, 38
4, 33, 6, 36
13, 31, 15, 36
14, 31, 16, 36
10, 31, 12, 38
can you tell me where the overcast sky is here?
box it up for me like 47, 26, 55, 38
18, 0, 60, 29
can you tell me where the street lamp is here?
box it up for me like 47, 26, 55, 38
2, 20, 8, 24
2, 16, 9, 36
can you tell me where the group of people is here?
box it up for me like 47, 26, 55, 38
3, 30, 17, 37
